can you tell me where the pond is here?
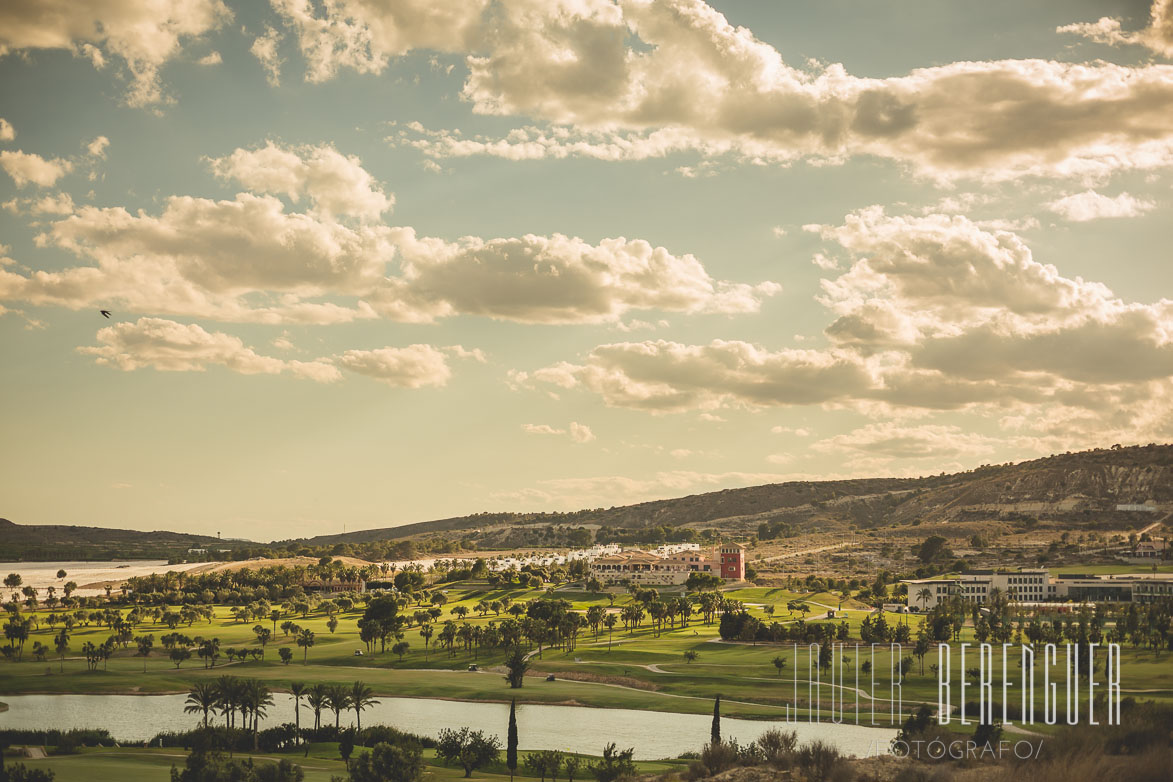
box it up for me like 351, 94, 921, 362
0, 694, 895, 759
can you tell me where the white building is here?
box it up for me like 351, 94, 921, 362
904, 568, 1173, 609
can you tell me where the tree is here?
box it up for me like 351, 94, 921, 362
185, 682, 219, 727
290, 681, 307, 740
711, 695, 721, 745
507, 698, 519, 782
589, 743, 635, 782
136, 634, 154, 673
279, 647, 294, 665
436, 727, 501, 778
296, 628, 315, 664
171, 647, 192, 669
349, 742, 423, 782
504, 646, 529, 688
4, 574, 21, 590
917, 536, 952, 564
350, 680, 379, 734
391, 641, 410, 661
53, 628, 69, 674
683, 650, 698, 664
916, 588, 933, 610
772, 655, 787, 676
326, 684, 351, 729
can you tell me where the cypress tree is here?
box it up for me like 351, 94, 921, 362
507, 697, 519, 780
711, 694, 721, 745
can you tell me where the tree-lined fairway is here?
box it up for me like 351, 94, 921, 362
3, 577, 1170, 733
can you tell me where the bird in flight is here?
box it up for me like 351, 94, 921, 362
99, 310, 111, 318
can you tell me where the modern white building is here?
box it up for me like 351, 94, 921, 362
903, 568, 1173, 609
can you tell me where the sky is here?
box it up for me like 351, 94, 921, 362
1, 0, 1172, 541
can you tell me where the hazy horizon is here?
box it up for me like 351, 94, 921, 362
2, 1, 1172, 539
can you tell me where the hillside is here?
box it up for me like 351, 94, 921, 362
0, 518, 230, 561
4, 445, 1169, 559
287, 444, 1173, 548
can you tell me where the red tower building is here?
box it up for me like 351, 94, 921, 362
719, 543, 745, 580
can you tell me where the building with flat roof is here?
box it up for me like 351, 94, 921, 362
719, 543, 746, 581
903, 569, 1173, 609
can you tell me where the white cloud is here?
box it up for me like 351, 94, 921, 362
197, 51, 222, 66
0, 119, 13, 142
515, 339, 875, 413
0, 141, 778, 327
3, 192, 75, 215
78, 317, 341, 382
335, 344, 454, 388
87, 136, 110, 159
0, 150, 72, 187
250, 26, 284, 87
377, 0, 1173, 181
270, 0, 488, 83
210, 141, 393, 221
1046, 190, 1156, 222
517, 206, 1173, 442
811, 423, 1001, 459
1058, 0, 1173, 58
0, 0, 232, 106
372, 229, 779, 324
569, 422, 595, 443
521, 421, 596, 443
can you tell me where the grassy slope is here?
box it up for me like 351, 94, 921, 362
14, 746, 687, 782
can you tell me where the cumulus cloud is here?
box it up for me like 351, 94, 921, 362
522, 421, 596, 443
0, 119, 13, 142
197, 51, 222, 66
811, 423, 1001, 459
270, 0, 488, 83
0, 150, 72, 187
374, 0, 1173, 181
3, 192, 75, 215
250, 26, 284, 87
87, 136, 110, 159
512, 340, 875, 413
517, 206, 1173, 442
0, 0, 232, 106
371, 229, 779, 324
1046, 190, 1156, 221
79, 317, 341, 381
0, 140, 776, 327
209, 141, 393, 221
335, 344, 455, 388
1058, 0, 1173, 58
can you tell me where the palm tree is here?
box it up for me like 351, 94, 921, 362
917, 588, 933, 610
289, 682, 307, 740
296, 628, 315, 664
349, 680, 379, 734
326, 684, 351, 729
185, 682, 220, 728
420, 623, 433, 661
603, 613, 617, 650
243, 678, 274, 750
307, 683, 327, 730
53, 628, 69, 673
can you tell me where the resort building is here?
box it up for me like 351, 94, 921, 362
589, 548, 718, 586
719, 543, 746, 580
903, 569, 1173, 609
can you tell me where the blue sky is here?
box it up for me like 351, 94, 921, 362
1, 1, 1171, 539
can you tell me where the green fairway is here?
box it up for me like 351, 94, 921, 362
2, 577, 1170, 728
